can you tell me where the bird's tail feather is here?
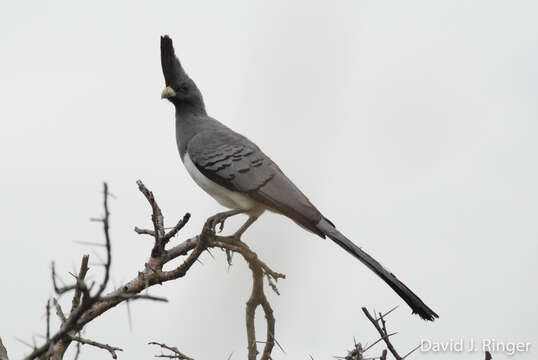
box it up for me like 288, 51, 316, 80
317, 218, 438, 321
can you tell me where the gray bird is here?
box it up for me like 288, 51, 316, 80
160, 35, 438, 321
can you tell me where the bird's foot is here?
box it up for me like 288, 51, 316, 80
207, 214, 227, 233
207, 210, 244, 234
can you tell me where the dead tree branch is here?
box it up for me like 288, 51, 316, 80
335, 307, 416, 360
68, 335, 123, 359
24, 184, 116, 360
210, 236, 284, 360
12, 180, 490, 360
361, 307, 407, 360
20, 180, 284, 360
0, 338, 9, 360
335, 305, 496, 360
149, 341, 194, 360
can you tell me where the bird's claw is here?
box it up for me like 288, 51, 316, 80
218, 219, 225, 233
208, 214, 227, 234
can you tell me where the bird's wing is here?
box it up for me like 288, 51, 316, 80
187, 129, 324, 235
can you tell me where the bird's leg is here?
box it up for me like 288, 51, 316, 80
232, 215, 259, 240
207, 209, 245, 233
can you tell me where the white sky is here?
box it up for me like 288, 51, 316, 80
1, 1, 537, 359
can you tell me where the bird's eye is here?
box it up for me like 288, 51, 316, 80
178, 84, 189, 93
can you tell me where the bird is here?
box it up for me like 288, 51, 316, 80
159, 35, 438, 321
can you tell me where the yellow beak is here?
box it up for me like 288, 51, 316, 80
161, 86, 176, 99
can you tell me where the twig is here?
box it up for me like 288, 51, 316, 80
0, 338, 9, 360
46, 299, 51, 341
362, 308, 402, 360
375, 306, 398, 321
24, 180, 284, 360
273, 335, 286, 354
71, 255, 90, 313
163, 213, 191, 242
380, 349, 387, 360
24, 183, 114, 360
97, 182, 112, 296
51, 262, 76, 295
73, 341, 81, 360
100, 293, 168, 302
243, 244, 275, 360
149, 342, 194, 360
362, 332, 397, 353
69, 335, 123, 359
134, 227, 155, 236
136, 180, 166, 259
401, 344, 420, 360
52, 298, 67, 323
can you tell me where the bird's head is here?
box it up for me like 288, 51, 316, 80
160, 35, 205, 113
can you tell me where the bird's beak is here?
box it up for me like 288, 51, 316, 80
161, 86, 176, 99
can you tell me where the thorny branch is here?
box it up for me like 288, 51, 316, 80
149, 341, 194, 360
68, 336, 122, 359
0, 338, 8, 360
211, 236, 284, 360
360, 307, 407, 360
23, 184, 115, 360
335, 306, 411, 360
337, 306, 494, 360
0, 181, 494, 360
15, 180, 284, 360
134, 180, 285, 360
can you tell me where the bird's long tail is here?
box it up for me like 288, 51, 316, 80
317, 218, 439, 321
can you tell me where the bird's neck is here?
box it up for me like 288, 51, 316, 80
175, 111, 206, 158
173, 100, 207, 117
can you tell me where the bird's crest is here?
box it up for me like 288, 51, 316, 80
160, 35, 187, 87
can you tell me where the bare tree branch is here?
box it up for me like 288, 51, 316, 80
163, 213, 191, 242
0, 338, 9, 360
70, 255, 90, 313
149, 342, 194, 360
136, 180, 167, 260
17, 179, 460, 360
52, 298, 66, 324
134, 227, 155, 236
24, 183, 115, 360
362, 332, 397, 353
69, 335, 123, 359
21, 180, 285, 360
336, 307, 425, 360
45, 300, 51, 342
51, 263, 76, 295
380, 349, 387, 360
361, 307, 403, 360
400, 345, 420, 360
72, 342, 81, 360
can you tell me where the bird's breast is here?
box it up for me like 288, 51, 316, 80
182, 153, 265, 216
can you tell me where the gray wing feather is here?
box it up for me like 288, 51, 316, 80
187, 130, 324, 235
188, 129, 276, 192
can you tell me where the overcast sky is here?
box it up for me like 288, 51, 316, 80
1, 1, 537, 359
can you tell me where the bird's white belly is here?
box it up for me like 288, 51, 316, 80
183, 153, 264, 215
